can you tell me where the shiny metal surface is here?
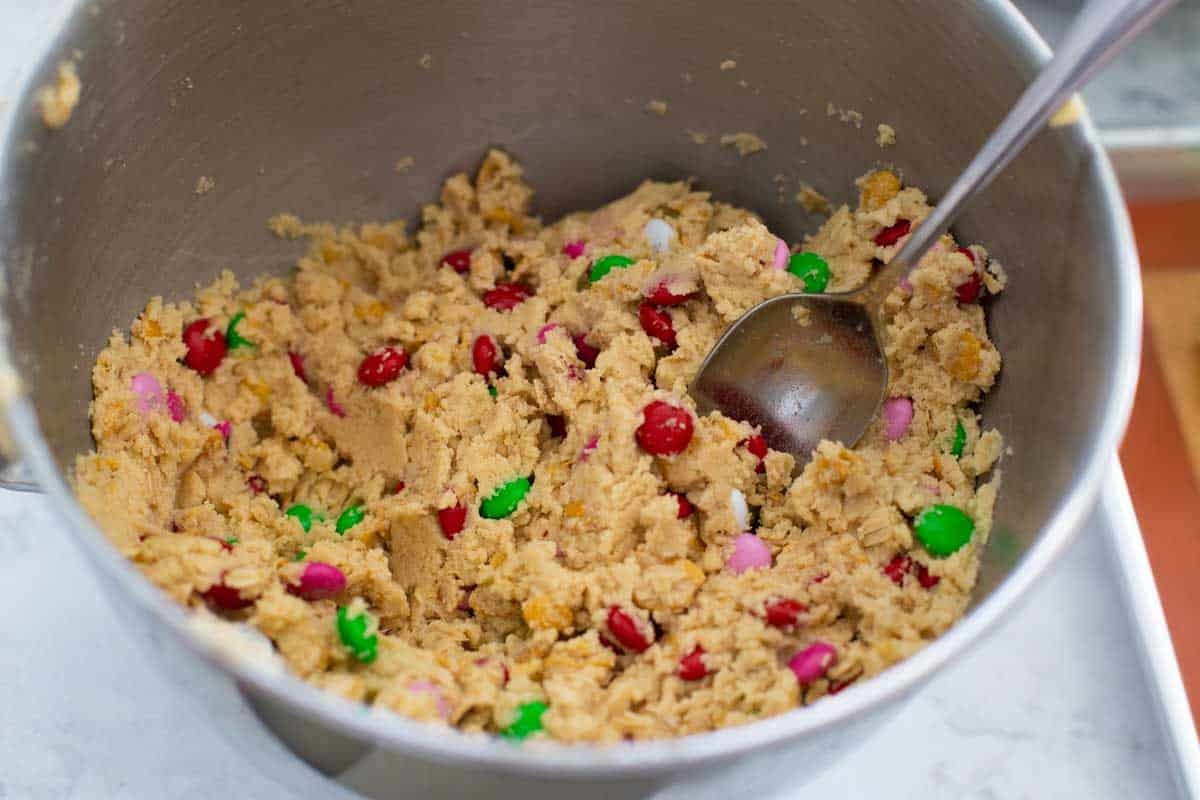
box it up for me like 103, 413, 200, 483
692, 295, 884, 464
0, 1, 1142, 797
693, 0, 1169, 467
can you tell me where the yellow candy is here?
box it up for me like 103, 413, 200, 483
949, 331, 982, 382
522, 595, 573, 630
860, 170, 901, 211
355, 301, 387, 321
676, 559, 706, 587
244, 379, 271, 399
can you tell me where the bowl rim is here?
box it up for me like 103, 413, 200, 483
0, 0, 1143, 779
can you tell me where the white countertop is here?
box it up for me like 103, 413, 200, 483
0, 468, 1188, 799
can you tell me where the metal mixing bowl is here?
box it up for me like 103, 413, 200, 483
0, 1, 1140, 797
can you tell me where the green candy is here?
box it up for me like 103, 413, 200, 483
225, 537, 238, 546
480, 476, 532, 519
225, 311, 253, 350
488, 385, 498, 398
787, 252, 830, 293
293, 550, 307, 562
949, 419, 966, 458
336, 504, 366, 535
588, 254, 634, 283
337, 606, 378, 664
502, 700, 548, 740
914, 504, 974, 557
286, 503, 313, 533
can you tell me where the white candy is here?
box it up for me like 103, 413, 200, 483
644, 218, 675, 254
198, 411, 218, 428
730, 488, 750, 531
188, 611, 285, 676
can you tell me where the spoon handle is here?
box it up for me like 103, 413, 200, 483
870, 0, 1176, 298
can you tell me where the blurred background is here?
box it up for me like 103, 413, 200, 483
1018, 0, 1200, 730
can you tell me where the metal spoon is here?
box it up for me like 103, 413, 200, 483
690, 0, 1174, 465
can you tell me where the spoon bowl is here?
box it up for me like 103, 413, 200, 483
691, 294, 885, 464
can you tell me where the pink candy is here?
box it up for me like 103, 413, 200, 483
789, 641, 838, 684
727, 533, 772, 574
288, 561, 346, 600
408, 681, 451, 721
899, 275, 913, 294
325, 386, 347, 418
772, 239, 790, 270
214, 420, 232, 441
130, 373, 163, 414
562, 240, 586, 259
165, 390, 186, 422
132, 374, 186, 423
883, 396, 913, 441
536, 323, 561, 344
578, 434, 599, 463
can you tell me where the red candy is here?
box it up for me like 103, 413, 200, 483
606, 606, 653, 653
482, 283, 532, 311
202, 574, 253, 611
883, 554, 940, 589
442, 249, 472, 273
745, 434, 768, 460
182, 319, 227, 375
955, 271, 983, 304
288, 351, 307, 382
638, 303, 677, 348
472, 335, 500, 376
636, 401, 694, 456
873, 219, 911, 247
645, 282, 694, 306
394, 481, 406, 494
745, 433, 768, 473
247, 475, 267, 494
573, 334, 600, 368
678, 645, 708, 681
438, 504, 468, 540
883, 554, 912, 585
357, 346, 408, 387
674, 493, 693, 519
764, 598, 807, 629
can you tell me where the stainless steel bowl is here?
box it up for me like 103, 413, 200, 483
0, 1, 1140, 797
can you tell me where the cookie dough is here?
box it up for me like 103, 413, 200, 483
36, 60, 81, 130
75, 150, 1005, 743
